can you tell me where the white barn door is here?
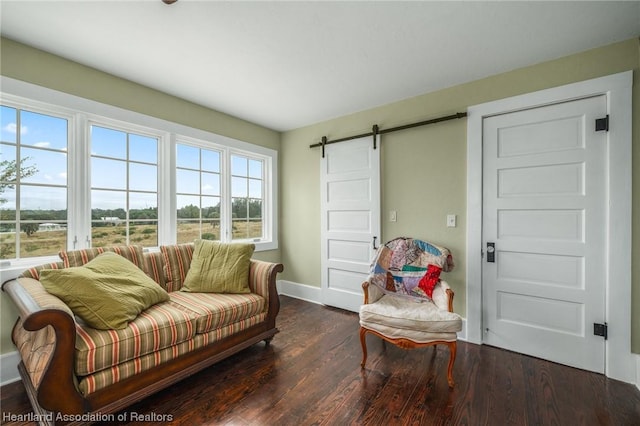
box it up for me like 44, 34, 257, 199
321, 137, 380, 312
482, 96, 607, 373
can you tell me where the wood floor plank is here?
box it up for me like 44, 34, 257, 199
2, 295, 639, 425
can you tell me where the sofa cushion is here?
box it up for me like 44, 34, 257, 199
182, 240, 255, 294
75, 301, 198, 376
59, 244, 148, 274
40, 252, 170, 330
160, 243, 194, 292
78, 311, 266, 395
169, 291, 265, 334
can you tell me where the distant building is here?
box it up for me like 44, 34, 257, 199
38, 223, 63, 231
101, 217, 122, 226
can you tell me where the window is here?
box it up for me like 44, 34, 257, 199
231, 154, 264, 240
1, 77, 278, 266
90, 125, 159, 247
176, 143, 221, 243
174, 142, 273, 245
1, 105, 68, 260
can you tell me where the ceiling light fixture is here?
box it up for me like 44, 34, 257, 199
162, 0, 177, 4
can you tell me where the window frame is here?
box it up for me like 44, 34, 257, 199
0, 76, 278, 270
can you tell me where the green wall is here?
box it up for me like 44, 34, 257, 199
0, 38, 281, 355
280, 38, 640, 351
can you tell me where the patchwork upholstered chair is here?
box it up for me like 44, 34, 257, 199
359, 237, 462, 387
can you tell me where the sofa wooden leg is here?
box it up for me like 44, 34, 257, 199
359, 327, 368, 368
264, 336, 273, 347
446, 341, 457, 388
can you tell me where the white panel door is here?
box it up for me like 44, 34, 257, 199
482, 95, 607, 373
321, 137, 380, 312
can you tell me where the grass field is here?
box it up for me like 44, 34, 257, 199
0, 221, 262, 260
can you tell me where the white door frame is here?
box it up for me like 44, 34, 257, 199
465, 71, 633, 383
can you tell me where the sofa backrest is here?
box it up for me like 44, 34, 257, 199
20, 245, 172, 291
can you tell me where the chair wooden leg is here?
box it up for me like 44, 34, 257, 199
359, 327, 368, 368
446, 341, 457, 388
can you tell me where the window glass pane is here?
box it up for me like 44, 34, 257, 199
200, 195, 220, 241
202, 196, 220, 218
0, 144, 17, 193
1, 106, 17, 143
0, 232, 16, 259
202, 172, 220, 196
20, 223, 67, 258
19, 147, 67, 185
177, 195, 201, 219
232, 177, 247, 197
129, 192, 157, 212
248, 159, 262, 179
231, 155, 247, 176
20, 185, 66, 211
129, 134, 157, 163
232, 197, 248, 219
232, 220, 249, 240
0, 187, 16, 215
248, 219, 262, 239
91, 189, 126, 212
177, 220, 200, 244
92, 222, 127, 247
91, 126, 126, 158
248, 179, 262, 198
92, 158, 126, 189
177, 144, 199, 169
176, 169, 200, 194
129, 163, 157, 192
249, 199, 262, 219
131, 222, 157, 246
20, 110, 67, 150
202, 150, 220, 173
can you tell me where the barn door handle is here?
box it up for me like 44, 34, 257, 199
486, 242, 495, 263
372, 236, 379, 250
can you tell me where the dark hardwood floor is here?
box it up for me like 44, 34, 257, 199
2, 295, 639, 425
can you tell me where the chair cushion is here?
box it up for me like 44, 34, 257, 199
360, 295, 462, 334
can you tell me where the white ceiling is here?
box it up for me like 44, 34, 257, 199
1, 1, 639, 132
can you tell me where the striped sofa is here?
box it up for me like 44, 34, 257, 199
2, 243, 283, 423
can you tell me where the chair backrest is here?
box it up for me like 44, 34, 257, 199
368, 237, 454, 300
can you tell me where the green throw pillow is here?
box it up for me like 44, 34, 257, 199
40, 252, 169, 330
181, 240, 255, 294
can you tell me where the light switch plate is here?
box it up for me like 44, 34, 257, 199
446, 214, 456, 227
390, 210, 397, 222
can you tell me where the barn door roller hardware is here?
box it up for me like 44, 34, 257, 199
310, 112, 467, 157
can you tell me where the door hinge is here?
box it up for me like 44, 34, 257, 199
595, 115, 609, 132
594, 322, 608, 340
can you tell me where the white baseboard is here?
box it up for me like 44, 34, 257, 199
276, 280, 322, 305
1, 351, 21, 386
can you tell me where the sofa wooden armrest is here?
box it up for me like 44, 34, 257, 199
2, 278, 89, 416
